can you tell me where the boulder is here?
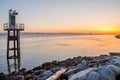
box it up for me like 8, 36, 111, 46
97, 67, 115, 80
112, 57, 120, 67
116, 74, 120, 80
0, 72, 5, 79
65, 68, 79, 77
81, 59, 87, 65
25, 74, 32, 80
76, 63, 87, 71
33, 69, 45, 76
43, 70, 53, 77
76, 59, 88, 71
107, 65, 120, 77
113, 60, 120, 67
69, 68, 96, 80
50, 67, 61, 73
87, 71, 100, 80
15, 75, 24, 80
38, 76, 48, 80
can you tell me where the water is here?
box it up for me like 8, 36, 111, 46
0, 33, 120, 73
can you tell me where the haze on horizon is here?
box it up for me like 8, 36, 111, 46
0, 0, 120, 34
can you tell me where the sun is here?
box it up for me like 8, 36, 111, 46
95, 26, 118, 34
100, 27, 114, 32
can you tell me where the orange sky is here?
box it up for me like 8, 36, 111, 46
0, 0, 120, 34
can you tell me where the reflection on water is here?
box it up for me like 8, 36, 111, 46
7, 55, 21, 74
0, 34, 120, 73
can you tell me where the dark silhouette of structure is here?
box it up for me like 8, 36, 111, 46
3, 9, 24, 73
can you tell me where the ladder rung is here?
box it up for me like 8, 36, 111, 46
9, 36, 18, 40
9, 48, 18, 50
8, 56, 18, 59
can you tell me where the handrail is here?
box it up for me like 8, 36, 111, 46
3, 23, 24, 30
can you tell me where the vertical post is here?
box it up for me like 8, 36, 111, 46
7, 31, 10, 59
17, 31, 21, 71
7, 30, 10, 73
13, 30, 17, 73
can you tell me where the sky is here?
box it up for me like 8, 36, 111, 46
0, 0, 120, 34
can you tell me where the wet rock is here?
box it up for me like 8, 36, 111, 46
43, 70, 53, 77
32, 75, 38, 80
50, 67, 61, 73
25, 74, 32, 80
69, 68, 96, 80
97, 67, 115, 80
32, 66, 43, 71
112, 57, 120, 67
25, 70, 34, 75
33, 69, 45, 76
116, 74, 120, 80
76, 59, 88, 71
64, 68, 79, 77
107, 65, 120, 77
81, 59, 88, 65
42, 60, 59, 69
38, 76, 47, 80
15, 75, 24, 80
0, 72, 6, 79
87, 71, 100, 80
77, 63, 87, 71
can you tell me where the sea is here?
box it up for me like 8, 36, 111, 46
0, 33, 120, 73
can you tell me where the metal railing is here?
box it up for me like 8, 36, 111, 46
3, 23, 24, 30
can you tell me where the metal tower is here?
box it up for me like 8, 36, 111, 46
3, 9, 24, 74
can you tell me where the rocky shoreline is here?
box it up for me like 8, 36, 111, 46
1, 53, 120, 80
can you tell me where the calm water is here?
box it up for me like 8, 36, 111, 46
0, 33, 120, 73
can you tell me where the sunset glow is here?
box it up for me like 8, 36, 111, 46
0, 0, 120, 34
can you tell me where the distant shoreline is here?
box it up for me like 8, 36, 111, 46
0, 32, 116, 35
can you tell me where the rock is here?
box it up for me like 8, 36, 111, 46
33, 66, 42, 71
76, 63, 87, 71
76, 59, 88, 71
112, 57, 120, 66
87, 71, 100, 80
81, 59, 87, 65
69, 68, 96, 80
107, 65, 120, 77
42, 61, 59, 69
15, 75, 24, 80
33, 69, 45, 76
50, 67, 61, 73
25, 74, 32, 80
116, 74, 120, 80
43, 70, 53, 77
25, 70, 34, 75
25, 74, 38, 80
32, 75, 38, 80
21, 68, 26, 71
114, 61, 120, 67
97, 67, 115, 80
38, 76, 47, 80
64, 68, 79, 77
0, 72, 5, 79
